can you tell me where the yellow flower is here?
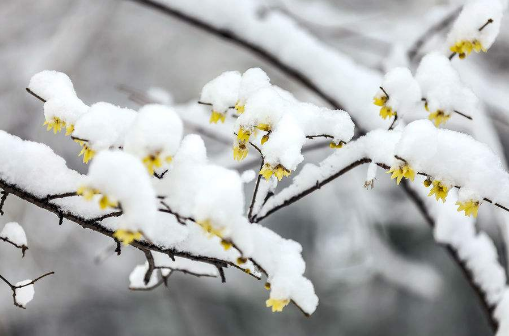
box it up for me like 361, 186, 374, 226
427, 180, 449, 202
78, 144, 96, 164
264, 282, 271, 290
456, 200, 480, 218
220, 239, 232, 251
380, 106, 396, 120
236, 257, 247, 265
428, 110, 450, 127
142, 154, 163, 175
237, 127, 251, 142
235, 101, 245, 114
197, 219, 224, 238
99, 195, 118, 210
65, 124, 74, 136
373, 96, 388, 107
233, 143, 248, 161
261, 134, 270, 145
387, 164, 415, 185
260, 164, 291, 181
256, 123, 271, 132
77, 185, 98, 201
329, 141, 343, 149
423, 178, 432, 188
43, 117, 66, 134
113, 229, 143, 246
266, 298, 290, 313
209, 110, 226, 124
450, 40, 486, 59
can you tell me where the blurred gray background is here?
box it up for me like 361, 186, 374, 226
1, 0, 508, 335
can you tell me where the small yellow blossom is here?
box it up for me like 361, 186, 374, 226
373, 96, 388, 107
44, 117, 66, 134
380, 106, 396, 120
427, 180, 449, 202
209, 110, 226, 124
78, 144, 96, 164
237, 127, 251, 142
236, 257, 247, 265
165, 156, 173, 164
244, 269, 251, 274
450, 40, 486, 59
197, 219, 224, 238
143, 154, 163, 175
220, 239, 232, 251
428, 110, 450, 127
65, 124, 74, 136
256, 123, 271, 132
261, 134, 270, 145
456, 200, 480, 218
113, 229, 143, 246
99, 195, 118, 210
387, 164, 415, 185
423, 178, 432, 188
266, 298, 290, 313
235, 101, 245, 114
329, 141, 343, 149
233, 143, 248, 161
264, 282, 271, 290
260, 164, 291, 181
77, 185, 99, 200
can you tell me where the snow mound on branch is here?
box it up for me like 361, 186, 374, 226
0, 131, 84, 197
0, 222, 27, 247
416, 53, 478, 119
73, 102, 137, 151
374, 67, 421, 116
129, 263, 159, 289
152, 252, 219, 277
124, 104, 183, 162
200, 71, 241, 113
29, 70, 88, 126
14, 281, 34, 308
395, 120, 509, 204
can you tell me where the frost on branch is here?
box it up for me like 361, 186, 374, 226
394, 120, 509, 218
415, 53, 478, 126
0, 222, 28, 256
201, 68, 355, 181
446, 0, 505, 59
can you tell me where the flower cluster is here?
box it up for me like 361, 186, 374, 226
387, 163, 415, 185
450, 40, 486, 59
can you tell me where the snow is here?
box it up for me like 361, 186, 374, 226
14, 280, 35, 308
0, 222, 27, 247
152, 252, 219, 277
200, 71, 241, 113
416, 53, 479, 124
129, 263, 159, 289
374, 67, 421, 117
395, 120, 509, 207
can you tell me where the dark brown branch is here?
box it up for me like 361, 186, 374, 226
479, 18, 494, 31
0, 237, 28, 257
248, 161, 264, 222
0, 191, 8, 215
26, 88, 46, 103
1, 271, 54, 309
388, 115, 398, 130
217, 265, 226, 283
45, 192, 78, 201
143, 250, 156, 285
306, 134, 334, 140
454, 110, 473, 120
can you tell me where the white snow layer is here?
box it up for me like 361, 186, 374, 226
14, 280, 35, 308
0, 222, 27, 247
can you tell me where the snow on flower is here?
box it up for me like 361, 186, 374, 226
200, 70, 242, 123
78, 150, 158, 245
373, 67, 421, 120
394, 120, 509, 217
124, 104, 183, 175
72, 102, 137, 163
29, 70, 89, 135
416, 53, 479, 127
446, 0, 504, 59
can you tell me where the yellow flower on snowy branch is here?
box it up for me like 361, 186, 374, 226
450, 40, 486, 59
99, 195, 118, 210
456, 200, 480, 218
197, 219, 224, 239
259, 163, 291, 181
237, 127, 251, 142
234, 101, 245, 114
209, 110, 226, 124
44, 117, 66, 134
387, 164, 415, 185
65, 124, 74, 136
77, 142, 95, 164
233, 142, 248, 161
266, 298, 290, 312
142, 153, 170, 175
373, 93, 396, 120
428, 110, 450, 127
113, 229, 143, 246
427, 180, 449, 202
77, 185, 99, 201
329, 141, 343, 149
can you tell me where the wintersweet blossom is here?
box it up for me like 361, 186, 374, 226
233, 141, 248, 161
266, 298, 290, 312
260, 163, 291, 181
209, 110, 226, 124
44, 117, 65, 134
373, 94, 396, 120
142, 153, 172, 175
220, 239, 233, 251
76, 140, 96, 164
428, 110, 451, 127
456, 200, 480, 218
113, 230, 143, 246
77, 186, 118, 210
197, 219, 224, 238
98, 195, 118, 210
76, 185, 99, 200
329, 141, 343, 149
387, 164, 415, 185
427, 180, 449, 202
234, 101, 245, 114
450, 40, 486, 59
